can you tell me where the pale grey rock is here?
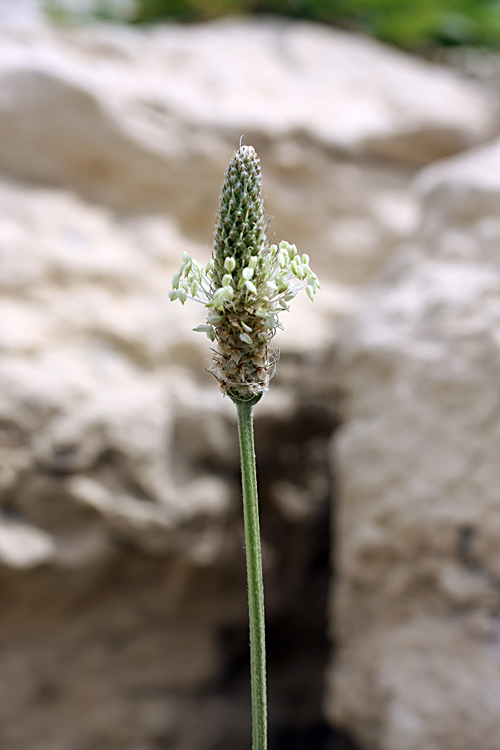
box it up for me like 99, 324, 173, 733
0, 519, 55, 567
0, 14, 498, 750
0, 18, 494, 173
0, 175, 336, 749
0, 177, 234, 544
0, 177, 244, 748
0, 17, 497, 287
326, 136, 500, 750
0, 0, 44, 25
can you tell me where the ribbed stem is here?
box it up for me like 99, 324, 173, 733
236, 400, 267, 750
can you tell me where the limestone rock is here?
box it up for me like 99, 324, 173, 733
0, 176, 245, 747
326, 136, 500, 750
0, 17, 495, 181
0, 12, 498, 750
0, 16, 497, 287
0, 172, 339, 747
0, 176, 233, 542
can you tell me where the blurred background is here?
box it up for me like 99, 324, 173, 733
1, 2, 500, 749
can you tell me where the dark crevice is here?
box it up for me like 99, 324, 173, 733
457, 525, 500, 597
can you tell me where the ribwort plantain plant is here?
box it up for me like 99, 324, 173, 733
169, 143, 319, 750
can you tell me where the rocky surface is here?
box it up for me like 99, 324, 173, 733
326, 136, 500, 750
0, 173, 342, 749
0, 15, 497, 286
0, 9, 499, 750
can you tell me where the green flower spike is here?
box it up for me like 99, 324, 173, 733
169, 144, 320, 404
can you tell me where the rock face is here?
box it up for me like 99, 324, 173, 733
0, 15, 497, 286
327, 137, 500, 750
0, 174, 342, 749
0, 10, 499, 750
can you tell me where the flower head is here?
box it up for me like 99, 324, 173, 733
169, 144, 320, 403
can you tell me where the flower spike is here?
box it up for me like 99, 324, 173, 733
170, 144, 320, 403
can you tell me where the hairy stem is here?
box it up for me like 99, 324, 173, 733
236, 400, 267, 750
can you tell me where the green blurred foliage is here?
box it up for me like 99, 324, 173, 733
45, 0, 500, 48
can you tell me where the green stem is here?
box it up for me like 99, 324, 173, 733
236, 400, 267, 750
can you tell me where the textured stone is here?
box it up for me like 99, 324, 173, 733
0, 11, 499, 750
0, 16, 497, 288
0, 173, 339, 748
0, 17, 495, 175
326, 136, 500, 750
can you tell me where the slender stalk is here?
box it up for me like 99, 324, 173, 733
236, 400, 267, 750
170, 144, 319, 749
